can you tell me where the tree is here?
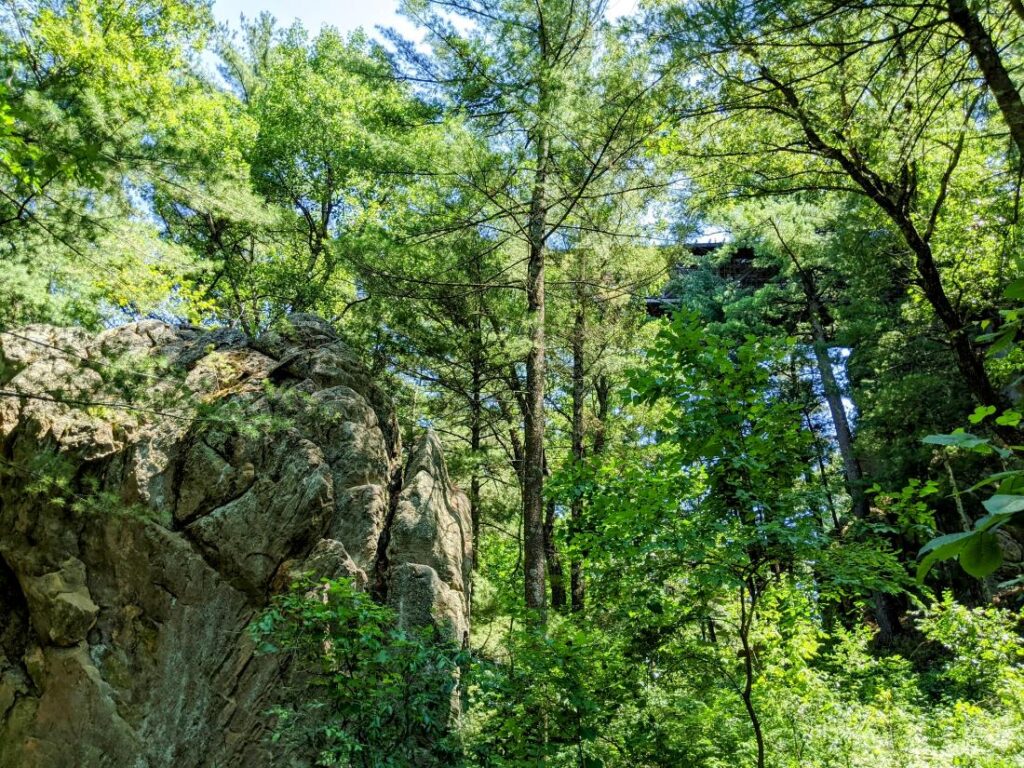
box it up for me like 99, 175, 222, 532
546, 241, 665, 612
0, 0, 212, 327
654, 0, 1023, 444
586, 313, 904, 767
390, 0, 665, 614
944, 0, 1024, 160
155, 19, 437, 333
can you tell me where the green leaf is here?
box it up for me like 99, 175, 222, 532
964, 469, 1024, 493
968, 405, 996, 424
981, 495, 1024, 516
959, 532, 1003, 578
985, 330, 1018, 358
973, 512, 1014, 534
996, 473, 1024, 495
996, 410, 1022, 427
1003, 277, 1024, 301
918, 530, 976, 581
917, 551, 944, 583
922, 432, 992, 451
919, 530, 973, 558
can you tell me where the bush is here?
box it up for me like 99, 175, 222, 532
251, 577, 466, 767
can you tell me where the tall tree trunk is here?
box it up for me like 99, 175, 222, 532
775, 236, 907, 641
523, 124, 549, 615
738, 582, 766, 768
802, 407, 841, 528
469, 261, 484, 574
469, 356, 482, 570
568, 375, 611, 613
804, 286, 868, 520
947, 0, 1024, 159
570, 280, 587, 613
545, 497, 567, 610
802, 279, 905, 642
593, 376, 611, 455
777, 232, 868, 522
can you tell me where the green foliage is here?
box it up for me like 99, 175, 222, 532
465, 618, 634, 767
918, 418, 1024, 580
2, 0, 1024, 764
464, 565, 1024, 767
917, 277, 1024, 580
252, 578, 466, 767
0, 447, 169, 525
868, 480, 940, 543
620, 311, 904, 600
917, 592, 1024, 702
0, 0, 212, 328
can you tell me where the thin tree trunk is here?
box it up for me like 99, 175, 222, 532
898, 223, 1019, 443
469, 271, 484, 573
593, 376, 611, 454
775, 228, 866, 522
805, 289, 868, 520
523, 123, 549, 615
803, 407, 841, 529
545, 497, 567, 610
775, 236, 906, 641
569, 297, 586, 613
468, 264, 483, 573
568, 375, 611, 613
495, 388, 526, 490
469, 368, 482, 569
738, 583, 766, 768
947, 0, 1024, 159
804, 284, 904, 641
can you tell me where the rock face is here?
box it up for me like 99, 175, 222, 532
0, 315, 472, 768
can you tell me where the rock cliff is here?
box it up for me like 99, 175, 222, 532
0, 315, 472, 767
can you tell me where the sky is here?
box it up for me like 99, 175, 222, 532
212, 0, 640, 39
212, 0, 411, 38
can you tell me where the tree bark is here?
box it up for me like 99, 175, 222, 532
803, 407, 841, 528
947, 0, 1024, 159
568, 375, 611, 613
802, 280, 905, 642
545, 497, 567, 610
469, 264, 484, 573
593, 376, 611, 455
469, 358, 482, 570
523, 122, 549, 615
738, 582, 766, 768
897, 222, 1019, 443
569, 295, 587, 613
774, 231, 907, 641
804, 284, 868, 520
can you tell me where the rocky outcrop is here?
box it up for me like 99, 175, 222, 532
387, 433, 473, 646
0, 315, 471, 768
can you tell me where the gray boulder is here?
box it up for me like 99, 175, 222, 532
0, 315, 471, 768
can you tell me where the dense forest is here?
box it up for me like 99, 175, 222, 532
2, 0, 1024, 765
